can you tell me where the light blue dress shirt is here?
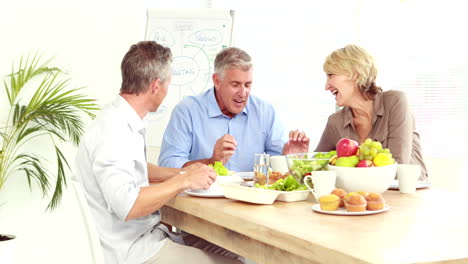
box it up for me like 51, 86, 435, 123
158, 88, 287, 171
75, 95, 167, 264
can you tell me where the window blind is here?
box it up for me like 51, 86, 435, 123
392, 62, 468, 159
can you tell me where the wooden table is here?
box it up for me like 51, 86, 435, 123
161, 188, 468, 264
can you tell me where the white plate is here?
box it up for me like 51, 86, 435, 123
388, 180, 431, 190
311, 204, 390, 215
241, 181, 254, 187
217, 175, 244, 184
234, 171, 254, 180
221, 183, 279, 204
184, 189, 224, 198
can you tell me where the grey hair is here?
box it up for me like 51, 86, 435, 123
214, 47, 252, 80
120, 41, 172, 95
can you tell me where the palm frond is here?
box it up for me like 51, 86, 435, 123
15, 153, 50, 195
5, 53, 61, 105
14, 72, 98, 146
1, 54, 99, 211
47, 146, 69, 210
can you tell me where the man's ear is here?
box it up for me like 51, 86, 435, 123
150, 79, 161, 94
212, 73, 220, 89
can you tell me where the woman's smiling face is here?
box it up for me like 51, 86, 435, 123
325, 73, 358, 107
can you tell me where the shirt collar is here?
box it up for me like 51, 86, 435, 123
206, 87, 248, 118
342, 92, 384, 129
373, 92, 385, 117
113, 95, 146, 134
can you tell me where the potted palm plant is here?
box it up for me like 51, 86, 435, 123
0, 54, 99, 257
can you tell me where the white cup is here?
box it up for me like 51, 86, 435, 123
269, 155, 289, 174
304, 171, 337, 201
397, 164, 421, 194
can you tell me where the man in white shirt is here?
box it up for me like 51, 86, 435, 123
75, 41, 243, 264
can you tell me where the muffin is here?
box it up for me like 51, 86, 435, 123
331, 188, 347, 208
365, 192, 386, 211
357, 191, 369, 199
344, 192, 367, 212
319, 194, 340, 211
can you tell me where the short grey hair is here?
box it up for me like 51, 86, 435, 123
120, 41, 172, 95
214, 47, 252, 80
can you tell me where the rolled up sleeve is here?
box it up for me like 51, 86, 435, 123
92, 130, 146, 221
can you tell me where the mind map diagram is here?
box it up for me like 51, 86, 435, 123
145, 17, 232, 147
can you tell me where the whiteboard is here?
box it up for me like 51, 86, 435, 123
144, 8, 234, 147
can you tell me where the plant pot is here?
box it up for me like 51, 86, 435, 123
0, 234, 16, 263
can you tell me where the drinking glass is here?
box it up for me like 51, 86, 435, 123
254, 153, 270, 185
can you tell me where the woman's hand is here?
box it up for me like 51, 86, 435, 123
282, 130, 310, 155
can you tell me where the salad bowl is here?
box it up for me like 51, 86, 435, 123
285, 152, 330, 182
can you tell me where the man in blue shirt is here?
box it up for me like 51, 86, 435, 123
159, 47, 309, 171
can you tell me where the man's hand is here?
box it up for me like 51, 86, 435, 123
182, 164, 217, 190
181, 162, 204, 172
282, 130, 310, 155
211, 134, 237, 165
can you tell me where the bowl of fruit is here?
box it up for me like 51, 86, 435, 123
327, 138, 397, 193
285, 152, 334, 183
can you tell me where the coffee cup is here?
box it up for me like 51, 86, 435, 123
304, 171, 336, 201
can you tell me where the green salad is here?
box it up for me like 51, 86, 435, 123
289, 151, 336, 180
314, 150, 336, 160
255, 175, 307, 191
209, 161, 229, 176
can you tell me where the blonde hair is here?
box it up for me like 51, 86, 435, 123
323, 44, 382, 99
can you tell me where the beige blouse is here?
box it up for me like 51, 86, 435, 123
315, 90, 428, 180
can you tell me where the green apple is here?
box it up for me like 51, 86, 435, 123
335, 155, 359, 167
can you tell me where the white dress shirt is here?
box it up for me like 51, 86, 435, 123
75, 95, 167, 264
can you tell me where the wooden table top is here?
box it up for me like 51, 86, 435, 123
162, 188, 468, 264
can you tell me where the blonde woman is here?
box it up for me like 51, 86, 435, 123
315, 44, 428, 180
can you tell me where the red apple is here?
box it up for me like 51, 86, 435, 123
356, 160, 375, 167
336, 138, 359, 157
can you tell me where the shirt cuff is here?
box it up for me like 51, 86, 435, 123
161, 158, 190, 169
110, 184, 140, 221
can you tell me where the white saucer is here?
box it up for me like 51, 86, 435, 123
388, 180, 431, 190
184, 189, 224, 198
234, 171, 254, 180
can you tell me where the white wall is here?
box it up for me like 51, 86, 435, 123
3, 0, 466, 164
213, 1, 358, 147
